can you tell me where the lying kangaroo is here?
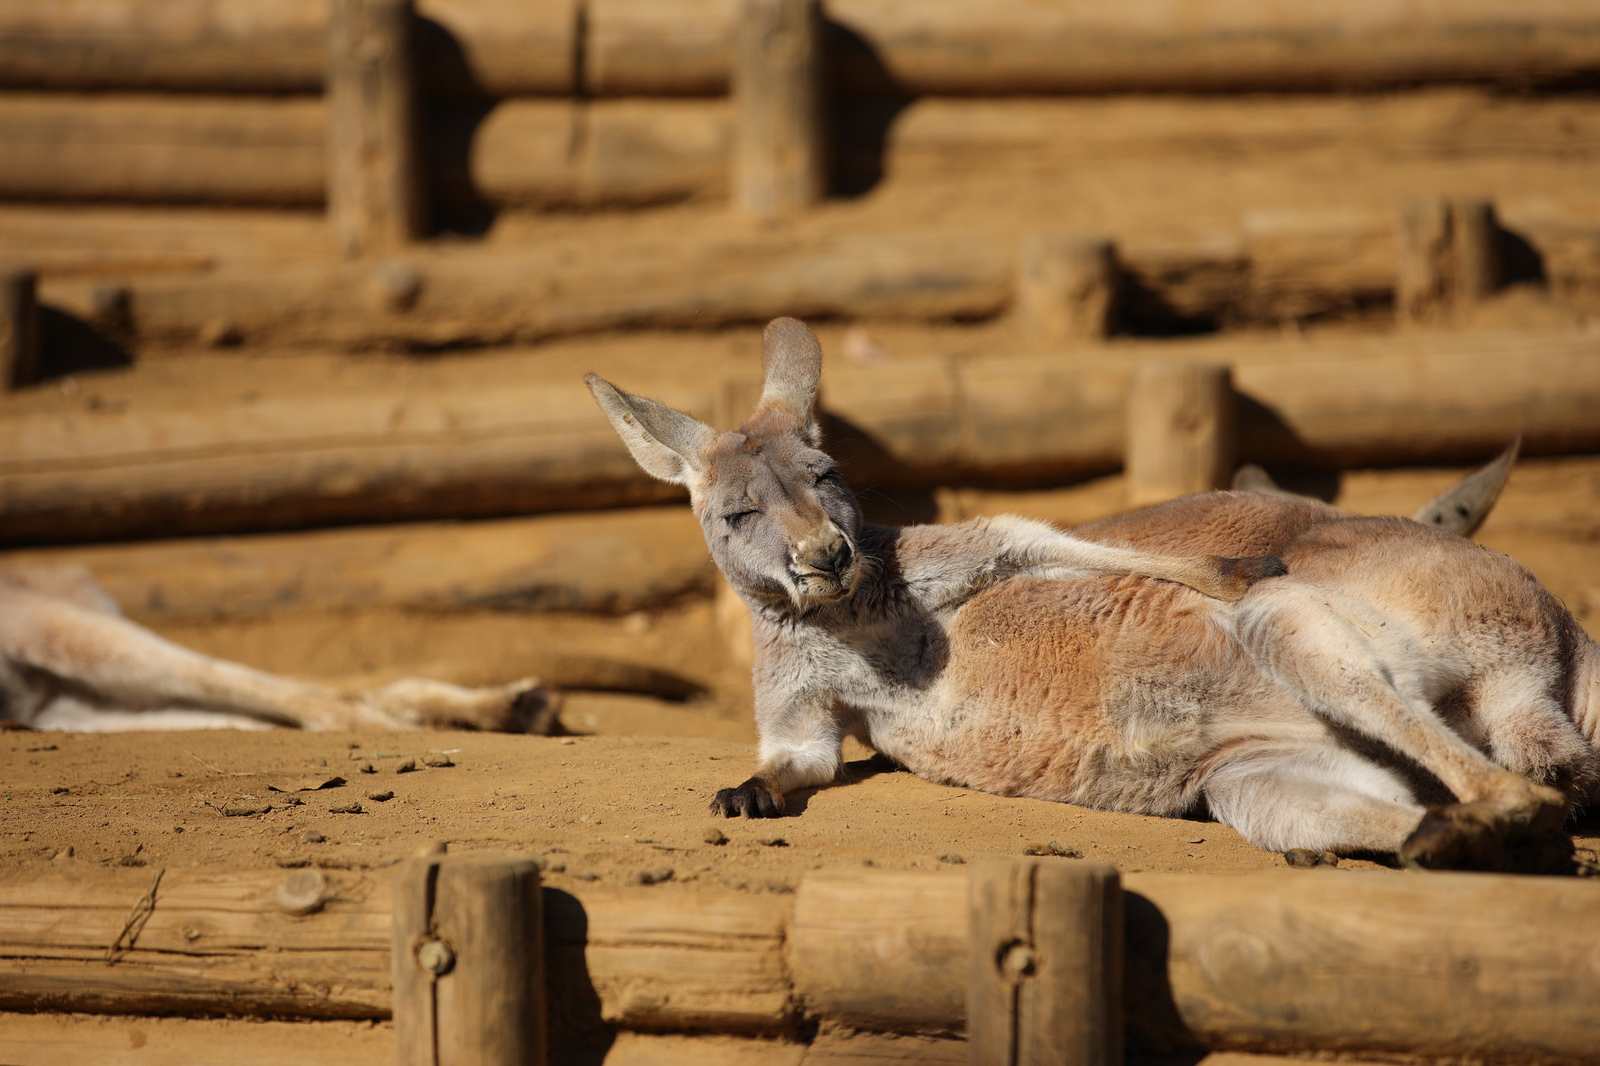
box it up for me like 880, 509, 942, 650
0, 564, 553, 732
588, 317, 1595, 868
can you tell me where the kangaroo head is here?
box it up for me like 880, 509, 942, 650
586, 317, 862, 613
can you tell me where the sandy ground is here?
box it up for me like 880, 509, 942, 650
4, 456, 1599, 885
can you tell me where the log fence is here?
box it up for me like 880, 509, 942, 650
3, 327, 1596, 544
2, 858, 1598, 1065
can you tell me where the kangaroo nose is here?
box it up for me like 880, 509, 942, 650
815, 541, 852, 576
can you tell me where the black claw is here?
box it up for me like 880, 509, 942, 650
707, 776, 783, 818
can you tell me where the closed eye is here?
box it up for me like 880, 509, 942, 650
725, 510, 758, 528
814, 470, 841, 486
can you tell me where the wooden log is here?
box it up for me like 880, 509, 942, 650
828, 0, 1600, 95
1, 265, 39, 389
967, 860, 1122, 1066
393, 855, 547, 1066
1016, 235, 1121, 344
0, 507, 714, 622
5, 0, 1600, 95
791, 868, 969, 1032
0, 1014, 393, 1066
1396, 197, 1505, 325
5, 328, 1600, 543
0, 0, 572, 97
732, 0, 825, 217
1124, 361, 1235, 509
0, 865, 792, 1036
327, 0, 424, 257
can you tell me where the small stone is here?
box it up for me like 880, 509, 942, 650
168, 771, 185, 778
222, 804, 271, 817
328, 802, 364, 815
545, 862, 566, 873
423, 755, 454, 768
358, 762, 377, 774
703, 827, 729, 846
173, 826, 184, 833
301, 830, 326, 843
51, 846, 73, 861
559, 738, 576, 745
50, 787, 68, 795
938, 853, 965, 865
756, 836, 788, 847
635, 867, 675, 886
395, 759, 418, 774
1184, 837, 1205, 845
366, 791, 395, 802
573, 871, 599, 882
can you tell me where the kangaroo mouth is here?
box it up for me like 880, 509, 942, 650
789, 558, 860, 607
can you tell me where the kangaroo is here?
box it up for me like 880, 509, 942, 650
588, 317, 1595, 869
0, 564, 554, 733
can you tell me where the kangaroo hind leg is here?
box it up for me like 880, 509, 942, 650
1202, 745, 1424, 856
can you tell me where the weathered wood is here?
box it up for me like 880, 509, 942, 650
4, 329, 1600, 543
7, 0, 1600, 95
1016, 235, 1121, 344
1, 266, 39, 388
732, 0, 825, 217
1125, 361, 1235, 508
0, 866, 393, 1018
328, 0, 424, 257
1396, 197, 1505, 325
0, 1013, 394, 1066
0, 508, 713, 621
791, 868, 969, 1032
393, 855, 547, 1066
967, 860, 1122, 1066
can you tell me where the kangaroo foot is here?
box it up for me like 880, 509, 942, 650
1209, 555, 1289, 601
709, 775, 785, 818
1399, 783, 1567, 871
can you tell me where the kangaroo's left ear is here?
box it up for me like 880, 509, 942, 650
586, 373, 717, 488
752, 316, 822, 445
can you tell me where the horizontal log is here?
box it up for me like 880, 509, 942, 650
8, 863, 1596, 1065
0, 1014, 393, 1066
0, 94, 729, 208
7, 89, 1600, 216
4, 329, 1598, 543
0, 507, 714, 620
4, 0, 1599, 95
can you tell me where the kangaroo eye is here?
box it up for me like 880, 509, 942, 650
725, 510, 758, 528
814, 470, 840, 486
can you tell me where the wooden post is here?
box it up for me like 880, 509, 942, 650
1396, 197, 1501, 325
328, 0, 424, 258
968, 860, 1123, 1066
1125, 360, 1235, 508
392, 854, 547, 1066
1, 268, 40, 389
1017, 235, 1121, 344
733, 0, 825, 218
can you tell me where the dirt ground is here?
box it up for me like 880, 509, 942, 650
4, 456, 1599, 886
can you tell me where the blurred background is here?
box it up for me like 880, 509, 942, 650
3, 0, 1599, 737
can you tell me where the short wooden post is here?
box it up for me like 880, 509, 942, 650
328, 0, 424, 258
1125, 360, 1235, 508
968, 860, 1123, 1066
733, 0, 826, 218
392, 854, 547, 1066
1017, 235, 1121, 344
1, 268, 41, 389
1396, 197, 1501, 325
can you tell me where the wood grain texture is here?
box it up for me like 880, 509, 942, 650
0, 1013, 393, 1066
732, 0, 824, 217
1125, 361, 1235, 509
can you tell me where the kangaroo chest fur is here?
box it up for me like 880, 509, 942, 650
750, 552, 1323, 818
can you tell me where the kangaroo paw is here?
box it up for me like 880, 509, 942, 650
1400, 785, 1567, 871
709, 776, 785, 818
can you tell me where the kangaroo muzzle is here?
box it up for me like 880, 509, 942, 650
789, 526, 857, 603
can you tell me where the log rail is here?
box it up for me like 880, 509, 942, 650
1, 859, 1598, 1064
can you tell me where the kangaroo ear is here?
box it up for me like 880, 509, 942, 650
1412, 433, 1520, 537
586, 373, 717, 487
756, 317, 822, 443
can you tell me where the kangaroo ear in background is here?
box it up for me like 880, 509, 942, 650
585, 373, 717, 487
757, 317, 823, 443
1411, 433, 1521, 537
